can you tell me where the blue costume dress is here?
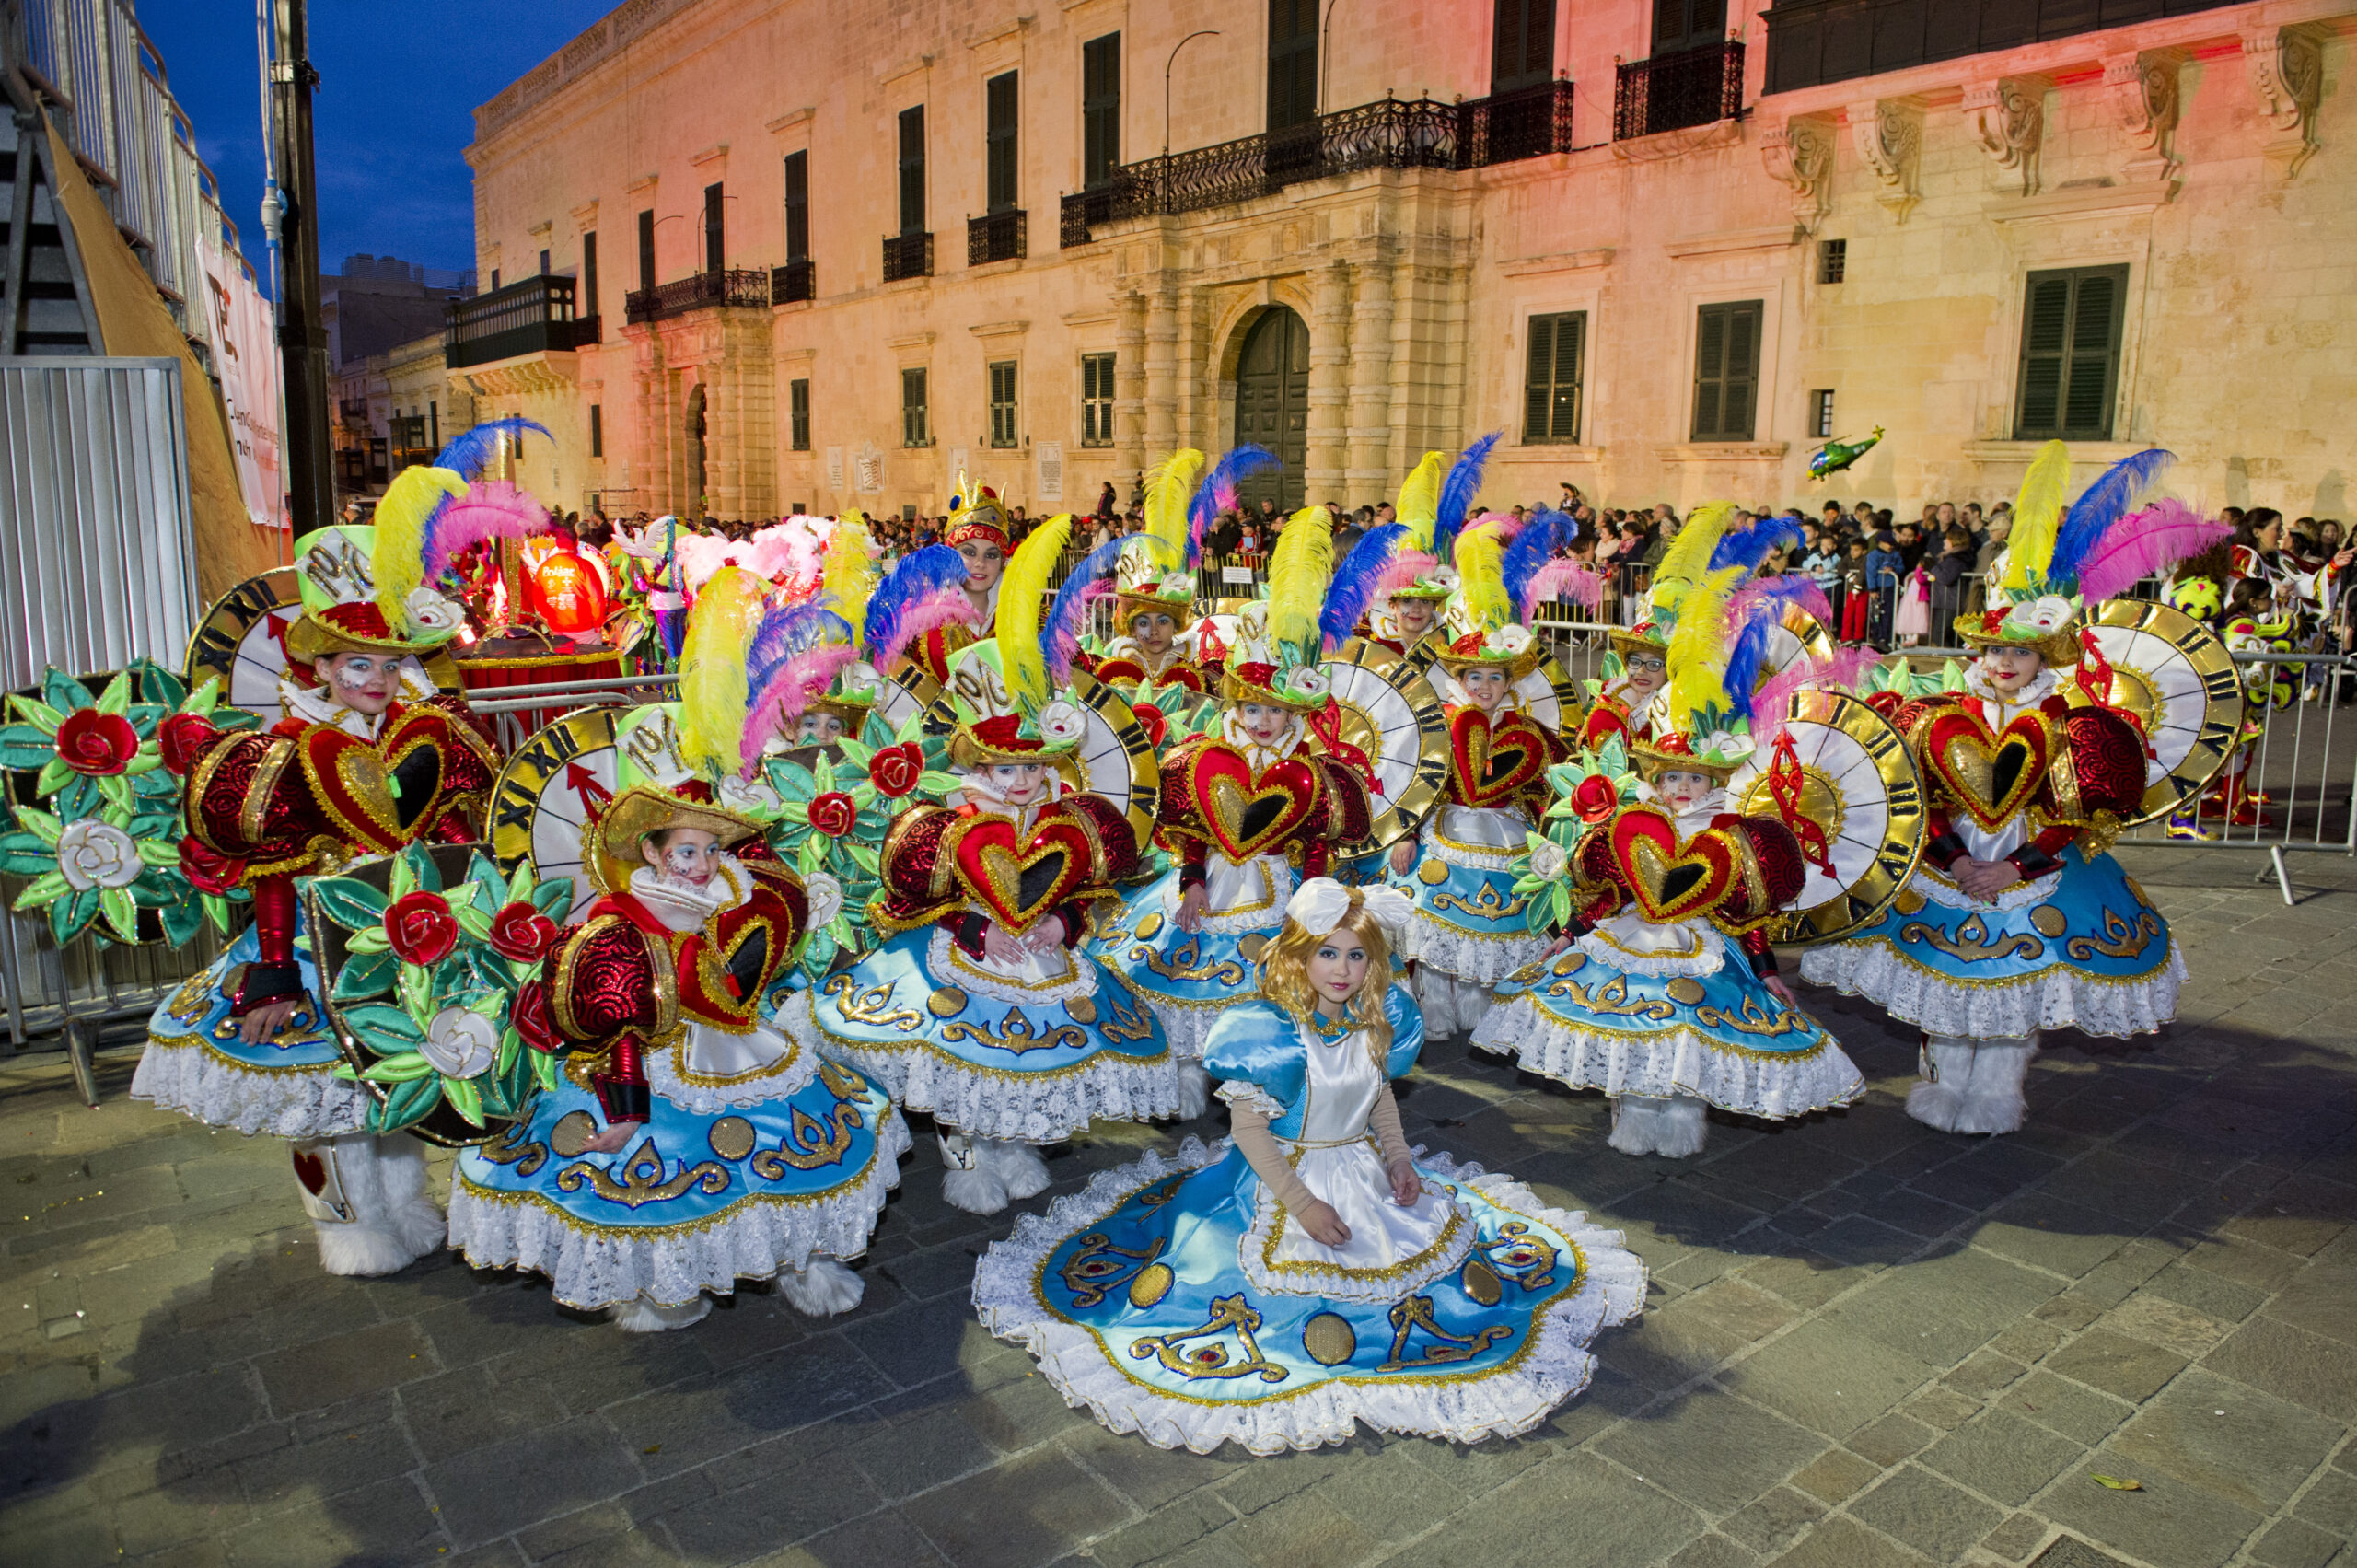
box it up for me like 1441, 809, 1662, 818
448, 853, 909, 1313
1476, 796, 1864, 1129
973, 988, 1643, 1454
784, 787, 1179, 1143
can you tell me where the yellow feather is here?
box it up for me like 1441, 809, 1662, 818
997, 513, 1071, 708
824, 514, 879, 632
678, 567, 764, 778
1454, 518, 1513, 631
1142, 449, 1205, 574
369, 465, 467, 621
1666, 564, 1745, 730
1394, 452, 1446, 551
2001, 440, 2071, 592
1265, 505, 1334, 658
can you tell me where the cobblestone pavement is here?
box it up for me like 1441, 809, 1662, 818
4, 845, 2355, 1568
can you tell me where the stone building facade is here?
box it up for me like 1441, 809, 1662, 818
459, 0, 2356, 523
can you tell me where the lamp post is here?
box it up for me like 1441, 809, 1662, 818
1318, 0, 1342, 116
1163, 29, 1220, 212
269, 0, 331, 530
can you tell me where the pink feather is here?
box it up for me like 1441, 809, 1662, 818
1747, 646, 1881, 740
1729, 575, 1834, 631
1522, 559, 1603, 613
870, 585, 981, 674
740, 645, 861, 772
743, 521, 825, 589
1048, 581, 1115, 685
2075, 499, 2232, 603
1378, 551, 1439, 595
420, 482, 552, 580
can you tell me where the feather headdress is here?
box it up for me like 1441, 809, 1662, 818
2075, 497, 2232, 605
432, 416, 550, 482
1434, 433, 1502, 566
1998, 440, 2073, 594
1264, 505, 1335, 668
677, 566, 767, 779
1045, 535, 1126, 684
739, 602, 858, 772
821, 514, 880, 623
1321, 522, 1409, 653
1379, 549, 1441, 596
417, 480, 552, 584
1645, 502, 1740, 634
863, 544, 979, 674
1187, 445, 1280, 567
1395, 451, 1447, 552
1142, 449, 1206, 574
367, 465, 469, 625
997, 513, 1071, 712
1504, 505, 1575, 624
1452, 517, 1516, 633
2048, 448, 2177, 597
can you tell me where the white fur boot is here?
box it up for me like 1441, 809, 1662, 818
777, 1257, 865, 1317
293, 1134, 446, 1276
1413, 968, 1491, 1039
1174, 1061, 1212, 1121
938, 1131, 1008, 1214
981, 1138, 1051, 1201
610, 1294, 712, 1332
1906, 1037, 1980, 1133
1608, 1094, 1709, 1157
1950, 1033, 2038, 1135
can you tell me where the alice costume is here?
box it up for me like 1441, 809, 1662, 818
450, 816, 906, 1331
975, 889, 1643, 1453
1801, 445, 2192, 1134
134, 505, 504, 1276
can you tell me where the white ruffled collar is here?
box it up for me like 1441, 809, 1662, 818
1634, 784, 1728, 837
1220, 708, 1306, 768
627, 856, 750, 933
1963, 663, 2061, 714
281, 682, 384, 740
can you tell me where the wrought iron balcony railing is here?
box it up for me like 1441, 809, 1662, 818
1613, 40, 1746, 141
771, 258, 816, 304
621, 267, 771, 325
968, 209, 1027, 266
882, 231, 934, 283
443, 274, 591, 369
1059, 79, 1573, 248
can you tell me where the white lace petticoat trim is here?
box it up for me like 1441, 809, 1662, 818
1401, 916, 1550, 985
971, 1138, 1648, 1456
131, 1038, 370, 1139
445, 1110, 911, 1311
1469, 1000, 1865, 1119
1215, 1079, 1285, 1119
928, 927, 1098, 1007
642, 1030, 819, 1114
1422, 833, 1523, 873
1797, 936, 2184, 1040
1911, 864, 2064, 912
1574, 928, 1725, 979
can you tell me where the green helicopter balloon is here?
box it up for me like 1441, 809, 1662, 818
1807, 424, 1884, 481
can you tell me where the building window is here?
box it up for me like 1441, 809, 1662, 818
898, 106, 927, 234
1654, 0, 1728, 53
1810, 389, 1834, 440
1491, 0, 1556, 94
2014, 265, 2128, 441
1083, 33, 1121, 188
538, 249, 551, 275
1081, 352, 1116, 447
1690, 300, 1761, 442
1268, 0, 1318, 132
901, 366, 931, 447
789, 378, 811, 451
986, 72, 1018, 214
1522, 311, 1585, 445
988, 361, 1018, 448
783, 150, 808, 261
581, 232, 598, 319
637, 209, 655, 292
589, 403, 603, 458
1817, 238, 1845, 284
428, 401, 438, 447
702, 182, 725, 273
490, 268, 500, 291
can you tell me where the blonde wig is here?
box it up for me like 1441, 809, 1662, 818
1258, 896, 1397, 1063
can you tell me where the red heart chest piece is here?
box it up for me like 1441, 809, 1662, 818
1186, 744, 1321, 862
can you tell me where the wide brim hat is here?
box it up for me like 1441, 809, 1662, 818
1218, 658, 1330, 714
1607, 621, 1668, 658
1953, 601, 2083, 668
1112, 581, 1198, 632
284, 522, 466, 661
1431, 629, 1547, 680
588, 784, 765, 896
283, 603, 445, 661
944, 638, 1087, 765
1628, 733, 1747, 782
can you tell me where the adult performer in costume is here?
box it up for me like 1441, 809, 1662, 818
974, 878, 1643, 1454
784, 515, 1178, 1214
134, 456, 520, 1273
1093, 505, 1374, 1117
1801, 445, 2199, 1134
1578, 621, 1669, 753
906, 478, 1010, 686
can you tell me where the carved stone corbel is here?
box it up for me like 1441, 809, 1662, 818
1760, 116, 1836, 229
2105, 49, 2182, 188
1964, 75, 2048, 198
2243, 25, 2324, 179
1848, 99, 1922, 223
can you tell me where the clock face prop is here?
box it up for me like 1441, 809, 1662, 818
488, 708, 622, 920
2073, 601, 2241, 825
184, 569, 300, 725
1315, 639, 1449, 851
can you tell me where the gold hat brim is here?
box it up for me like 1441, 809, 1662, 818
595, 785, 766, 871
1112, 590, 1197, 631
1952, 613, 2081, 668
1627, 739, 1745, 781
283, 611, 445, 662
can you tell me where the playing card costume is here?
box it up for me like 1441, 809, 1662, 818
975, 879, 1643, 1454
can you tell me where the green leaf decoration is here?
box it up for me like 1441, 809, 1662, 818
346, 924, 390, 954
133, 659, 189, 711
11, 869, 72, 911
403, 843, 443, 893
183, 675, 222, 715
310, 877, 389, 929
362, 1052, 435, 1084
93, 671, 133, 717
844, 842, 880, 876
135, 838, 180, 868
331, 949, 399, 1002
529, 879, 570, 918
398, 963, 434, 1030
50, 887, 100, 946
34, 756, 74, 797
835, 737, 876, 769
122, 751, 163, 778
532, 1050, 563, 1093
451, 901, 493, 942
443, 1074, 486, 1128
41, 671, 91, 715
7, 699, 62, 737
388, 853, 416, 900
157, 896, 202, 950
97, 887, 140, 943
202, 892, 238, 934
377, 1074, 444, 1133
95, 773, 133, 816
797, 836, 826, 875
495, 1026, 521, 1077
13, 807, 63, 850
918, 770, 963, 796
342, 1002, 426, 1047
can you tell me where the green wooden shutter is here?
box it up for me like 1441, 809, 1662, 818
2014, 266, 2127, 439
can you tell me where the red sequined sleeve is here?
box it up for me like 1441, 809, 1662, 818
2058, 705, 2148, 820
181, 728, 336, 882
543, 916, 661, 1123
869, 805, 963, 934
1062, 791, 1144, 885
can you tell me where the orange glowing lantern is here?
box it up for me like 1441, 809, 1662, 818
527, 546, 610, 636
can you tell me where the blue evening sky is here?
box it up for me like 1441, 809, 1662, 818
141, 1, 616, 287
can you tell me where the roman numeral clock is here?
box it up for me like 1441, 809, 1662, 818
488, 709, 626, 920
183, 569, 301, 724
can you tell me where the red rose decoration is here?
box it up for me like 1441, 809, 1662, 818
1572, 774, 1620, 824
806, 791, 858, 838
178, 835, 247, 895
54, 709, 141, 777
487, 901, 559, 962
383, 890, 460, 966
157, 713, 218, 776
1132, 702, 1168, 749
511, 979, 564, 1054
867, 742, 924, 800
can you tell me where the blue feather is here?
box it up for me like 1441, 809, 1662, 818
1708, 515, 1803, 575
1045, 536, 1128, 679
1320, 523, 1410, 652
1187, 445, 1281, 568
432, 417, 551, 480
2050, 448, 2175, 593
861, 545, 970, 660
747, 604, 853, 692
1723, 613, 1777, 723
1434, 432, 1503, 564
1503, 507, 1574, 623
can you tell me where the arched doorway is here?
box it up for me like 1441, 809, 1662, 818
1232, 307, 1306, 509
684, 384, 709, 515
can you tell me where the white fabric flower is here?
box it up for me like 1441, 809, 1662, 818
1699, 730, 1755, 765
404, 588, 466, 634
804, 870, 844, 935
1529, 838, 1570, 882
2012, 595, 2075, 633
1284, 667, 1330, 699
56, 819, 142, 890
421, 1007, 498, 1079
1489, 624, 1534, 656
717, 772, 784, 816
1037, 700, 1087, 743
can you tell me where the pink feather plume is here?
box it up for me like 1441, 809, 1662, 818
1378, 551, 1439, 595
2075, 499, 2232, 603
740, 645, 861, 772
1048, 581, 1115, 685
1522, 559, 1603, 612
420, 482, 552, 581
1729, 575, 1834, 631
1747, 646, 1881, 740
869, 586, 981, 675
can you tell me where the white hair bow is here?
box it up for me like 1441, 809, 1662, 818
1286, 877, 1412, 938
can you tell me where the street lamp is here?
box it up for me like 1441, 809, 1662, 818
1164, 29, 1220, 214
